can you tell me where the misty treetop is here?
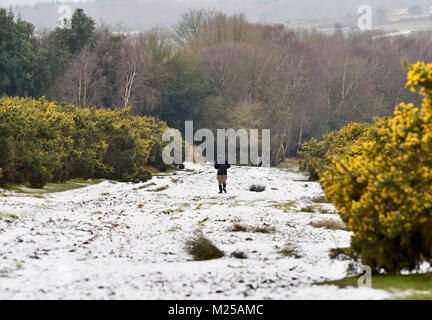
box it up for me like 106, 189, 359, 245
1, 7, 432, 164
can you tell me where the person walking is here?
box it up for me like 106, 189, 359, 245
214, 160, 231, 194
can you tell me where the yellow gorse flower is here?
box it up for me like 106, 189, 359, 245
317, 60, 432, 272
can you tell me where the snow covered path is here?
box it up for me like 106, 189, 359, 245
0, 163, 391, 299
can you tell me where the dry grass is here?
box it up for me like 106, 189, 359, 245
228, 223, 275, 234
229, 223, 248, 232
280, 244, 302, 259
185, 233, 225, 261
251, 226, 276, 234
231, 251, 247, 259
310, 219, 349, 231
168, 225, 182, 232
149, 185, 169, 192
133, 182, 156, 190
162, 208, 184, 215
249, 184, 266, 192
0, 213, 19, 220
269, 201, 295, 212
299, 205, 316, 213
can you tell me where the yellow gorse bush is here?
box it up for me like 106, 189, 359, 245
299, 122, 379, 180
0, 96, 173, 187
320, 60, 432, 272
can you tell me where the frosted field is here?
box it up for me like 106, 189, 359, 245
0, 162, 391, 299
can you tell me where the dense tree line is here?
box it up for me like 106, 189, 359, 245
3, 8, 432, 164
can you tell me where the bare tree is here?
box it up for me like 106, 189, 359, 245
114, 37, 152, 111
61, 46, 98, 107
173, 8, 217, 46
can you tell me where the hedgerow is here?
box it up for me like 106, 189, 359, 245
320, 61, 432, 272
0, 96, 175, 187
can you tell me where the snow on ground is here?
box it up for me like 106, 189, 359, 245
0, 162, 391, 299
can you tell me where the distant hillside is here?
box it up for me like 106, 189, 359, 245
8, 0, 432, 32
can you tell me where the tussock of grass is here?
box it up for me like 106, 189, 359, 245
249, 184, 266, 192
185, 233, 224, 261
311, 219, 349, 231
162, 208, 184, 214
231, 251, 247, 259
0, 213, 19, 220
168, 225, 181, 232
149, 185, 169, 192
252, 226, 276, 234
299, 205, 316, 213
133, 182, 156, 190
228, 223, 275, 233
0, 267, 12, 277
198, 217, 209, 227
229, 223, 248, 232
280, 244, 302, 259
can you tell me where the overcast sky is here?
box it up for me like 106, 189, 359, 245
2, 0, 429, 32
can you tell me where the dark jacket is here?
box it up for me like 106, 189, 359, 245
214, 161, 231, 176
